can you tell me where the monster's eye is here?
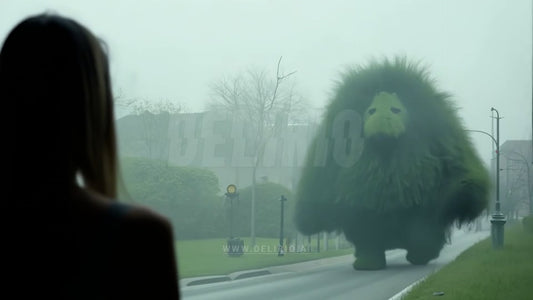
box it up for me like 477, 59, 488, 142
390, 107, 401, 114
368, 108, 376, 115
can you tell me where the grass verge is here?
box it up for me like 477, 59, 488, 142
402, 223, 533, 300
176, 237, 353, 278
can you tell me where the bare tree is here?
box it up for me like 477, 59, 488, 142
209, 57, 305, 246
116, 95, 182, 164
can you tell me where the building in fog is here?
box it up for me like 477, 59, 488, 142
116, 111, 318, 192
490, 139, 532, 219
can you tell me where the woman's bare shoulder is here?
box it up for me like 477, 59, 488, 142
78, 188, 179, 298
77, 187, 172, 232
119, 203, 173, 233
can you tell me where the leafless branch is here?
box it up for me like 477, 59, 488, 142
267, 56, 297, 111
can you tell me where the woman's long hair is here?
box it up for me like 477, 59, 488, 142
1, 13, 118, 198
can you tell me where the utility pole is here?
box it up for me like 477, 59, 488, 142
490, 107, 506, 249
278, 195, 287, 256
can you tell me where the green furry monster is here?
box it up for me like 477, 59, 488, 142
295, 57, 490, 270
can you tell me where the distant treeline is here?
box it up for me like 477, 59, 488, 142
120, 157, 295, 240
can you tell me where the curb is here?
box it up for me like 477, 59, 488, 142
180, 275, 231, 287
180, 269, 272, 287
388, 278, 425, 300
230, 269, 271, 280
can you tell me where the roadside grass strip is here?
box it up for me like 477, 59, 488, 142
402, 224, 533, 300
176, 237, 353, 278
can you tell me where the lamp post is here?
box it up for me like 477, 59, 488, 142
278, 195, 287, 256
490, 107, 506, 249
225, 184, 237, 239
225, 184, 243, 256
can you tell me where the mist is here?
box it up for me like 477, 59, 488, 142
1, 0, 531, 164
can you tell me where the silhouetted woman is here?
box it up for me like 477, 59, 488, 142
1, 13, 180, 299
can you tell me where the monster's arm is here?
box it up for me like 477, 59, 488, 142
437, 138, 491, 226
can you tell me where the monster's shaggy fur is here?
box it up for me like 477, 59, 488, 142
294, 57, 490, 268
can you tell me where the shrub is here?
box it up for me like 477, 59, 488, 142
231, 182, 295, 238
523, 215, 533, 234
120, 157, 224, 239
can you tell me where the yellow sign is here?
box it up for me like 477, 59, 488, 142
226, 184, 237, 195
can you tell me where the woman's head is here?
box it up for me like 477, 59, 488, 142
1, 13, 117, 197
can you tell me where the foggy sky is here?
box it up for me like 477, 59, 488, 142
1, 0, 531, 165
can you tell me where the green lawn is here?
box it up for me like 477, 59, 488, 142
176, 236, 354, 278
403, 223, 533, 300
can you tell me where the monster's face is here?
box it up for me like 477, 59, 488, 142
363, 92, 408, 140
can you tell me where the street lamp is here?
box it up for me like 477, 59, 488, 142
225, 184, 243, 256
490, 107, 506, 249
225, 184, 237, 239
278, 195, 287, 256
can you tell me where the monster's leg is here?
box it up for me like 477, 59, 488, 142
353, 244, 386, 270
343, 222, 387, 270
405, 223, 447, 265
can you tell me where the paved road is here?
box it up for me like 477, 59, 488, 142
181, 229, 489, 300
